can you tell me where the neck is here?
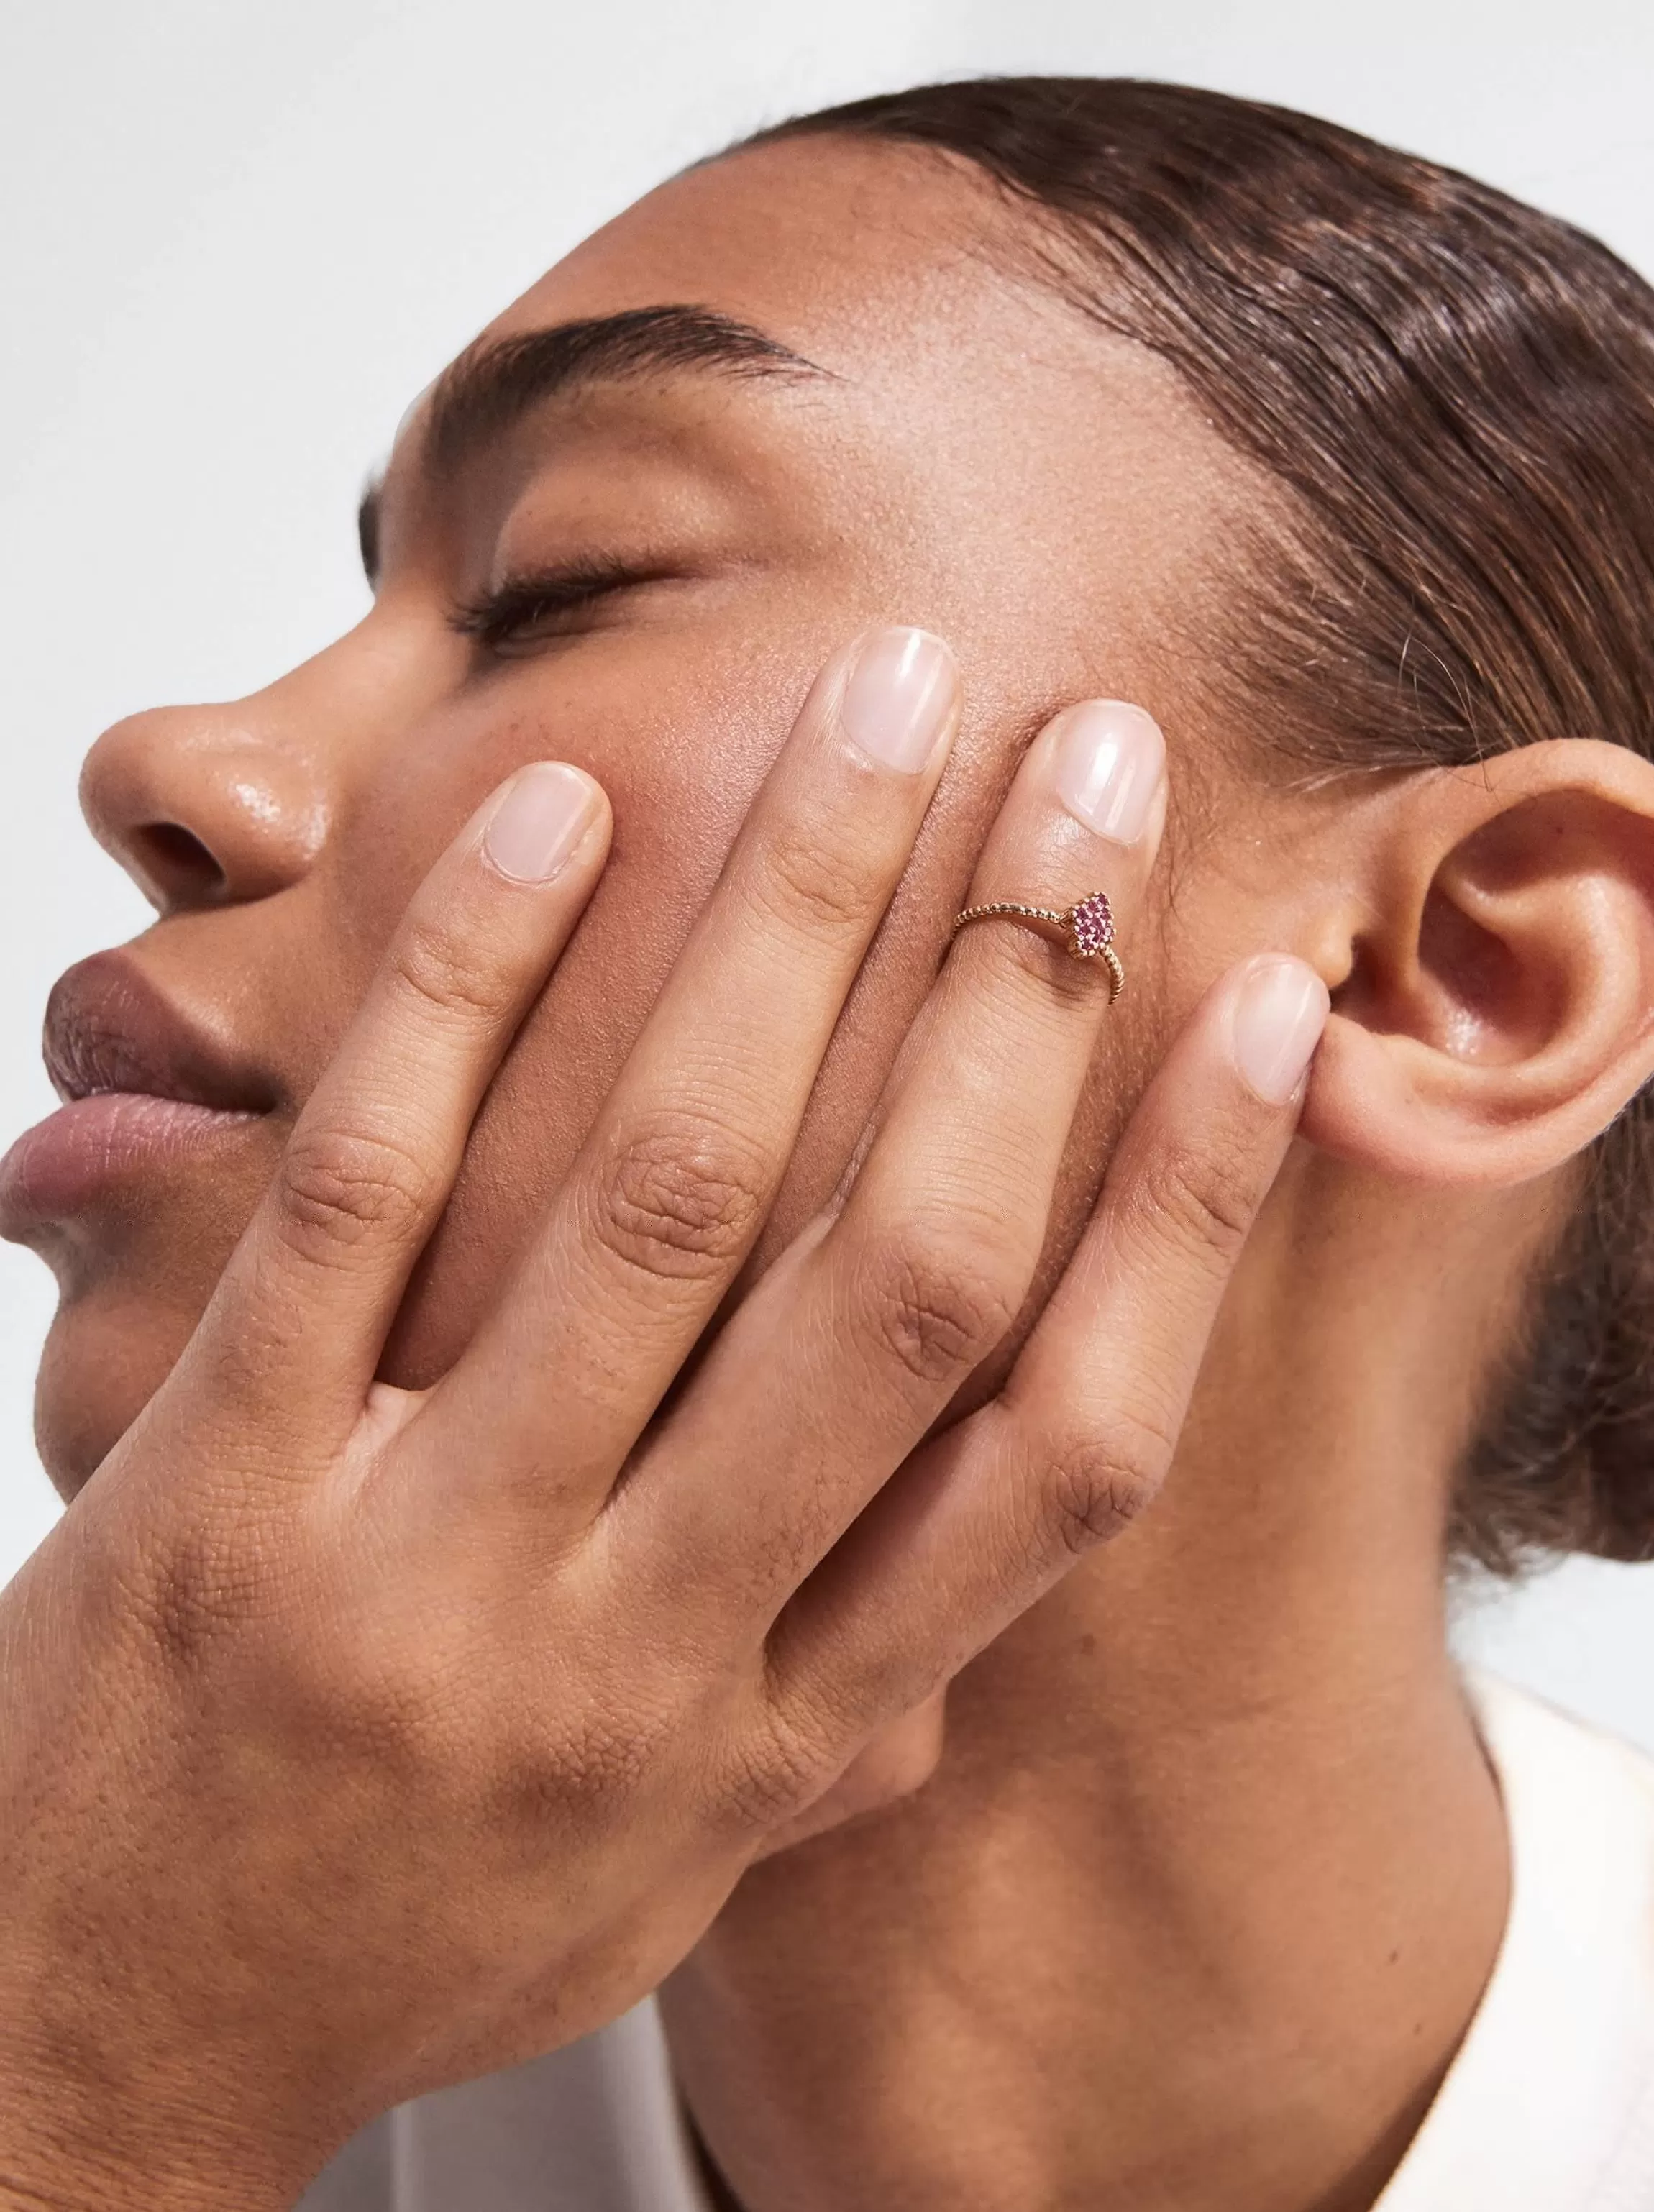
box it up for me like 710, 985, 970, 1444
662, 1156, 1532, 2212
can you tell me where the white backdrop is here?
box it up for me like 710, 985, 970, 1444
4, 0, 1653, 1740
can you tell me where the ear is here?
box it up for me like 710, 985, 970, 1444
1299, 739, 1654, 1188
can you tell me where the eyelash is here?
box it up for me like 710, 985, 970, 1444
449, 554, 654, 652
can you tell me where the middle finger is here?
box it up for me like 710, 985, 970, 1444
419, 626, 960, 1513
620, 696, 1167, 1607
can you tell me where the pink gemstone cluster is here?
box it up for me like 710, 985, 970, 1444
1067, 891, 1116, 959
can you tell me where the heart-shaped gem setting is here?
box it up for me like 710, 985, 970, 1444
1066, 891, 1116, 959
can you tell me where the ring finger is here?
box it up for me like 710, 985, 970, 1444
621, 695, 1168, 1607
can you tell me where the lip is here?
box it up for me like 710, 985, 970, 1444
0, 951, 277, 1238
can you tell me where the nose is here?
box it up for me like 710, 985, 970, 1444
79, 702, 326, 914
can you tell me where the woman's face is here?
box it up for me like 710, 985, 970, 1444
5, 135, 1296, 1492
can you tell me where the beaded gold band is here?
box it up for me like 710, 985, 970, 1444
951, 890, 1125, 1002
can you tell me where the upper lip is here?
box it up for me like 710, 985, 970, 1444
43, 950, 277, 1115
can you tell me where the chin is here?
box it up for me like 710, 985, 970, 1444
8, 1118, 280, 1498
32, 1276, 218, 1499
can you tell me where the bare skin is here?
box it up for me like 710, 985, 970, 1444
6, 134, 1654, 2211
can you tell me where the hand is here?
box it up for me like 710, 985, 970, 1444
0, 629, 1327, 2210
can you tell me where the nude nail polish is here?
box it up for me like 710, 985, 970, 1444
840, 628, 959, 774
1052, 700, 1167, 845
1232, 957, 1330, 1105
483, 762, 598, 883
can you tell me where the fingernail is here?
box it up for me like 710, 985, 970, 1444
483, 762, 599, 883
1051, 700, 1166, 844
1231, 957, 1330, 1105
840, 627, 959, 774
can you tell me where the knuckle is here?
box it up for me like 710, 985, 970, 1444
134, 1525, 260, 1672
386, 913, 509, 1025
253, 1595, 485, 1792
1137, 1130, 1258, 1272
589, 1115, 768, 1283
969, 919, 1098, 1010
1040, 1420, 1169, 1558
123, 1491, 299, 1676
859, 1220, 1022, 1387
485, 1705, 662, 1832
720, 1701, 842, 1831
278, 1120, 431, 1257
753, 813, 885, 940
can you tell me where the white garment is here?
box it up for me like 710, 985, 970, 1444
301, 1671, 1654, 2211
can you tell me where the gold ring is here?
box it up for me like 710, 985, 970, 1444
951, 890, 1125, 1001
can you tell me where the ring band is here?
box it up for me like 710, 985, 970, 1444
951, 891, 1125, 1001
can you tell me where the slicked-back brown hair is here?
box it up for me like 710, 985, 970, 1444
749, 78, 1654, 1573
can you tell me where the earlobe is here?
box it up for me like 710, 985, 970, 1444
1298, 739, 1654, 1189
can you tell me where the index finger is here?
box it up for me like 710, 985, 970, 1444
173, 762, 612, 1466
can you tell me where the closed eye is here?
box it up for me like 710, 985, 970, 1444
449, 554, 666, 654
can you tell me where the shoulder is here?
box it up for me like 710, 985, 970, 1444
1378, 1671, 1654, 2211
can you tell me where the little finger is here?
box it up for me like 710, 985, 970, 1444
763, 953, 1329, 1729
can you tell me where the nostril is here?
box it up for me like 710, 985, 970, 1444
133, 821, 227, 902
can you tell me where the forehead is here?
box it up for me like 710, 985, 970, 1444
462, 134, 1234, 522
493, 137, 1037, 389
495, 141, 1224, 498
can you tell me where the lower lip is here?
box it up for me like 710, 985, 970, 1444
0, 1092, 262, 1235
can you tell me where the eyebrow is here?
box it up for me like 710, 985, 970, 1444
357, 303, 825, 582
